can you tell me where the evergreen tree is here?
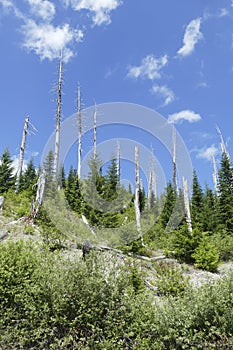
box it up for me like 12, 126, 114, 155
166, 187, 185, 231
65, 166, 82, 214
139, 186, 146, 212
0, 148, 14, 194
19, 159, 37, 195
104, 158, 118, 200
58, 165, 66, 190
191, 170, 203, 229
218, 152, 233, 232
43, 151, 55, 198
202, 185, 218, 232
160, 181, 176, 229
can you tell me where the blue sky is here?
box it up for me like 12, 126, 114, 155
0, 0, 233, 190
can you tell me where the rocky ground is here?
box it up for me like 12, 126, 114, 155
1, 212, 233, 291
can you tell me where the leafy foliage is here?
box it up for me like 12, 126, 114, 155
192, 237, 219, 272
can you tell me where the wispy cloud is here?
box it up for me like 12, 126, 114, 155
177, 18, 203, 57
0, 0, 84, 62
196, 145, 218, 161
27, 0, 56, 22
168, 110, 202, 124
0, 0, 25, 19
127, 54, 168, 80
218, 8, 229, 17
151, 84, 175, 106
21, 20, 83, 62
63, 0, 122, 26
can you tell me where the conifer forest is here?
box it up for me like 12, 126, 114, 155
1, 58, 233, 349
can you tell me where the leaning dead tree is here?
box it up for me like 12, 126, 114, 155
15, 116, 29, 193
182, 177, 192, 232
212, 155, 218, 194
53, 51, 63, 179
216, 125, 230, 159
172, 125, 177, 192
77, 82, 82, 178
134, 145, 144, 245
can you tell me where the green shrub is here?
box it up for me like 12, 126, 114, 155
211, 232, 233, 261
172, 225, 203, 263
192, 238, 219, 272
153, 261, 190, 296
3, 190, 31, 218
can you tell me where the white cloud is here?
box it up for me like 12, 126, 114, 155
177, 18, 203, 57
151, 84, 175, 106
127, 55, 168, 80
0, 0, 25, 19
0, 0, 13, 8
196, 145, 218, 161
168, 110, 202, 124
21, 19, 84, 62
27, 0, 56, 22
63, 0, 122, 26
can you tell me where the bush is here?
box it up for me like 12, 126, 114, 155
172, 225, 203, 264
3, 190, 31, 218
211, 232, 233, 261
192, 238, 219, 272
153, 261, 190, 296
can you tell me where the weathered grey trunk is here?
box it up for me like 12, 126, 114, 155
53, 52, 63, 179
15, 116, 29, 193
81, 214, 96, 236
172, 125, 177, 192
148, 150, 156, 208
182, 177, 192, 232
117, 141, 120, 183
77, 82, 82, 178
216, 125, 230, 159
36, 170, 46, 206
93, 104, 97, 161
134, 145, 144, 245
212, 155, 218, 194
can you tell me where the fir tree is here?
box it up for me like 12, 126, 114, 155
139, 186, 146, 212
65, 166, 82, 214
0, 148, 14, 194
218, 152, 233, 232
104, 158, 118, 200
43, 151, 55, 198
19, 159, 37, 195
58, 165, 66, 190
191, 170, 203, 229
202, 185, 218, 232
160, 181, 176, 229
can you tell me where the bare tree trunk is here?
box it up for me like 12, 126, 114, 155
148, 149, 156, 208
182, 177, 192, 232
15, 116, 29, 193
93, 103, 97, 161
212, 155, 218, 194
36, 170, 46, 206
117, 141, 120, 183
134, 145, 144, 245
53, 52, 63, 179
172, 125, 177, 192
77, 82, 82, 178
216, 125, 230, 159
81, 214, 96, 236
